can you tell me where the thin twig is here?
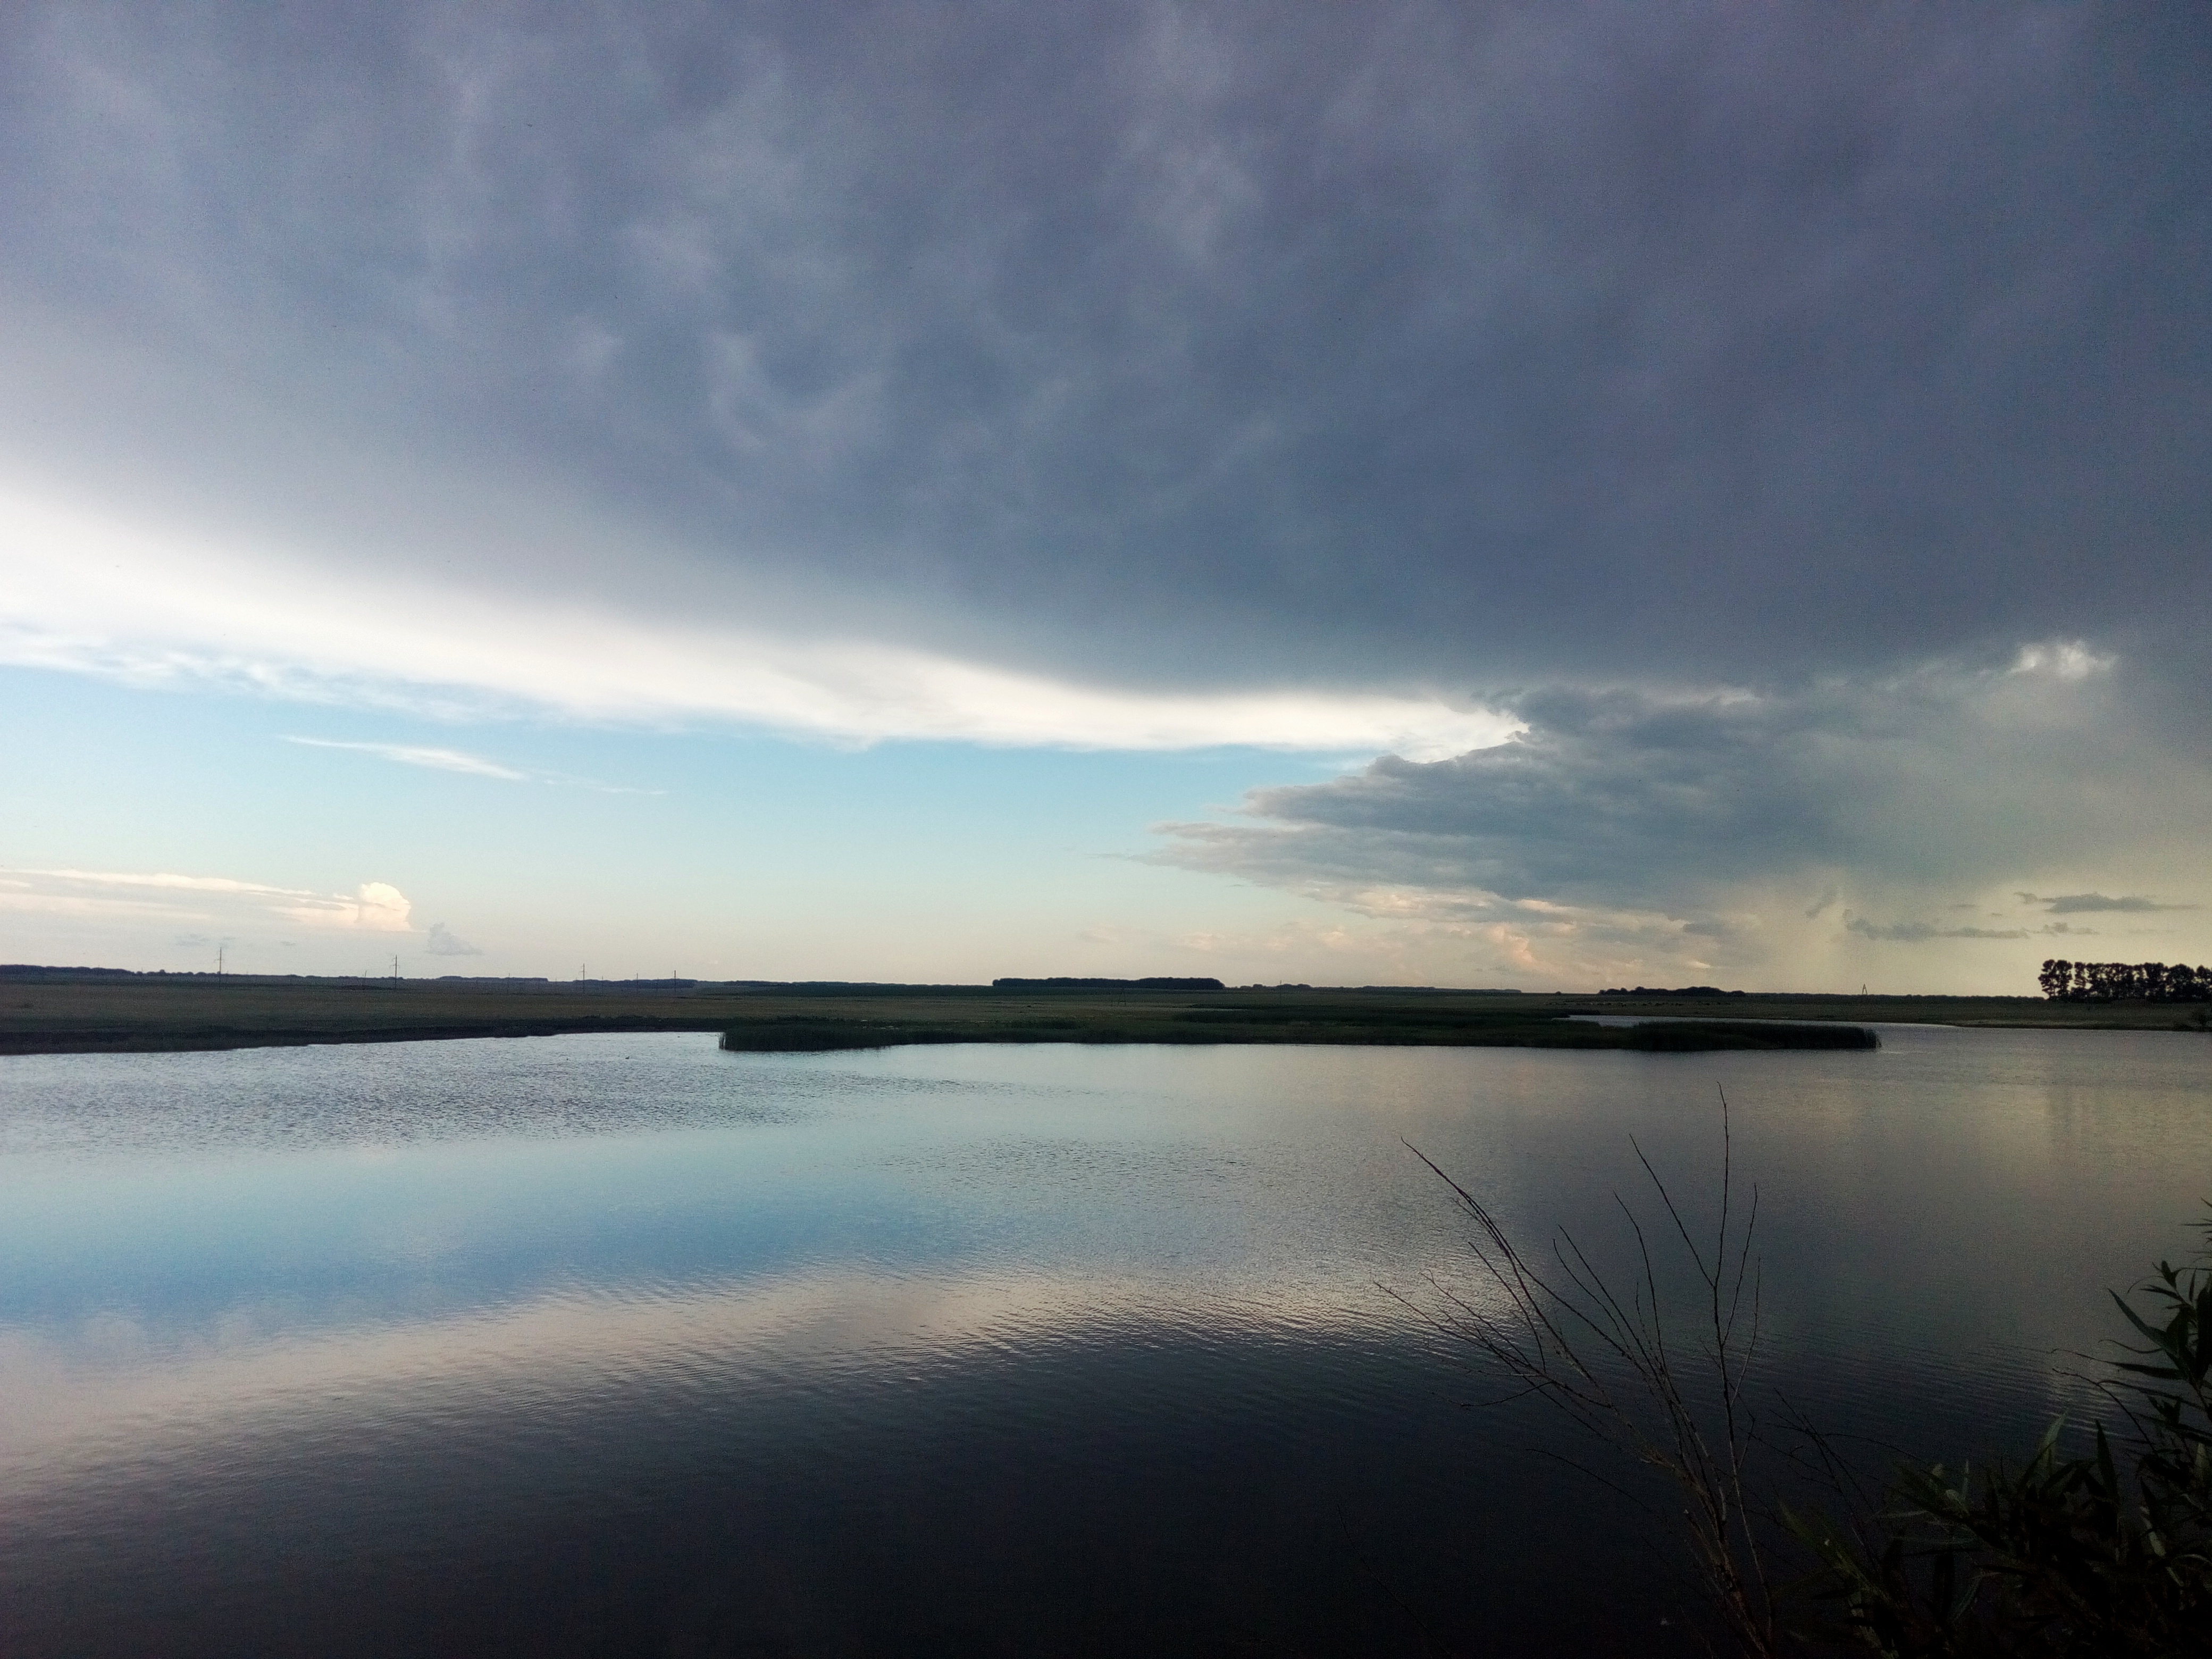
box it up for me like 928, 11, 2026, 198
1401, 1089, 1788, 1656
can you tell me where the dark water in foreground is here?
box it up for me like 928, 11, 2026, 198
0, 1029, 2206, 1656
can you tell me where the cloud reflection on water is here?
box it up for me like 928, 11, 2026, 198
0, 1259, 1442, 1487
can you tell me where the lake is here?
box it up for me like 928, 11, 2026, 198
1, 1027, 2206, 1655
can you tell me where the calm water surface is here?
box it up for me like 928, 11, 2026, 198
1, 1028, 2206, 1655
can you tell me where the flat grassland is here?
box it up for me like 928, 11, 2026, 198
6, 971, 2182, 1058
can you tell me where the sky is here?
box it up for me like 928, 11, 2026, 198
1, 1, 2207, 992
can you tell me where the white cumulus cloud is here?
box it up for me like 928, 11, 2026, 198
273, 882, 414, 934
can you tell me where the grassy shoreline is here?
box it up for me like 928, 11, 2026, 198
714, 1005, 1880, 1053
5, 969, 2182, 1057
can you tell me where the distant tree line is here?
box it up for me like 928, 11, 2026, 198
2040, 958, 2212, 1001
991, 976, 1226, 991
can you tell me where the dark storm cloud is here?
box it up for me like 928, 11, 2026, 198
1151, 654, 2212, 915
1, 1, 2205, 693
1845, 921, 2027, 943
2019, 892, 2199, 915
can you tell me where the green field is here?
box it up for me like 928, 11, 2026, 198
13, 970, 2190, 1056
